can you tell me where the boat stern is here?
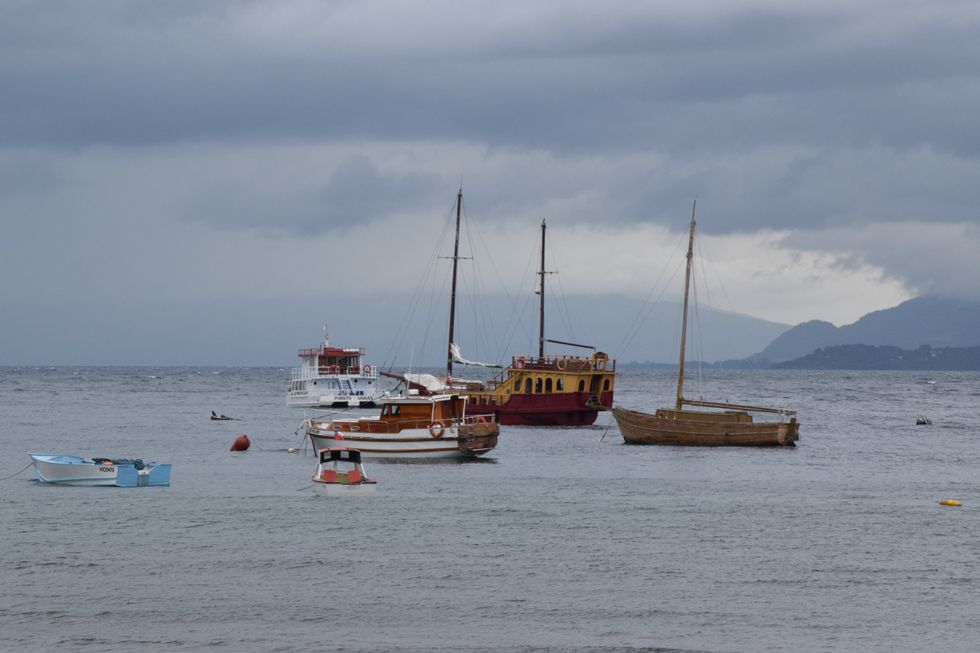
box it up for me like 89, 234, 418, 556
115, 463, 173, 487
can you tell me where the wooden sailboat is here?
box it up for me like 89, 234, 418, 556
390, 191, 616, 426
613, 203, 799, 446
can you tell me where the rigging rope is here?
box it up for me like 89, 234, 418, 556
380, 195, 458, 371
460, 200, 535, 363
613, 228, 688, 360
494, 226, 540, 358
547, 241, 581, 346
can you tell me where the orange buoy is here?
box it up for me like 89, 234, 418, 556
230, 434, 251, 452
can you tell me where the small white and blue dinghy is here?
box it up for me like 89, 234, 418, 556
312, 448, 376, 497
29, 454, 172, 487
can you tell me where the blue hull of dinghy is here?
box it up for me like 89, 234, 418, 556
115, 464, 172, 487
29, 454, 172, 487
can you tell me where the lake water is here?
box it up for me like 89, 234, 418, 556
1, 367, 978, 652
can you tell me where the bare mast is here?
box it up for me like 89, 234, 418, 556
675, 201, 697, 411
446, 189, 463, 379
538, 219, 546, 359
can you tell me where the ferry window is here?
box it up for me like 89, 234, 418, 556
557, 378, 564, 391
603, 379, 610, 391
390, 405, 400, 416
578, 380, 585, 392
514, 379, 520, 392
524, 378, 532, 393
545, 378, 553, 393
535, 378, 543, 393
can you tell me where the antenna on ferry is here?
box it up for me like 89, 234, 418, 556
322, 324, 330, 347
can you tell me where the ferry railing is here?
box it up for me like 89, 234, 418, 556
298, 347, 365, 357
291, 365, 379, 382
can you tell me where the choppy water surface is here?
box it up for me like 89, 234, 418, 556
1, 367, 978, 652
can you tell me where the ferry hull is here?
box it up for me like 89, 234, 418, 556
287, 395, 378, 409
613, 407, 799, 447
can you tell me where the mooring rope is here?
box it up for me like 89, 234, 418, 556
0, 462, 33, 481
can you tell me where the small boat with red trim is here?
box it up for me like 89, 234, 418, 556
305, 392, 499, 459
287, 327, 386, 408
312, 448, 377, 497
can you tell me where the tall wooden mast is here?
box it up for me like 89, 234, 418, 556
446, 189, 463, 379
675, 201, 697, 411
538, 219, 546, 359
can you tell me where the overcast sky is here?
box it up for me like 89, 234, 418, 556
3, 0, 980, 365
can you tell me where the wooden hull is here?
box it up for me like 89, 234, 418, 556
466, 391, 614, 426
307, 424, 498, 459
613, 407, 799, 447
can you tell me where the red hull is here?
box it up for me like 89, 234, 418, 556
467, 391, 614, 426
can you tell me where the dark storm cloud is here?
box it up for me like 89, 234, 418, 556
181, 153, 442, 235
5, 2, 980, 156
3, 0, 980, 238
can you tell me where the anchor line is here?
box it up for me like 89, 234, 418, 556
0, 462, 33, 481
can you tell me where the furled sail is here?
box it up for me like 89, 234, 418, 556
450, 342, 502, 368
402, 373, 448, 393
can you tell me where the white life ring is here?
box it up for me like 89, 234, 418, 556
514, 357, 526, 369
428, 422, 445, 438
362, 364, 373, 374
556, 358, 567, 371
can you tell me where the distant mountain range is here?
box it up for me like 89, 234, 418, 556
751, 296, 980, 365
774, 344, 980, 370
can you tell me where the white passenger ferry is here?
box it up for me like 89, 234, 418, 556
286, 332, 386, 408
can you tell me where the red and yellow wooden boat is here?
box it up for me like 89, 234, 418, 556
390, 192, 616, 426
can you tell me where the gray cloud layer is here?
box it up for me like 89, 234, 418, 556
5, 3, 980, 152
4, 1, 980, 232
4, 0, 980, 366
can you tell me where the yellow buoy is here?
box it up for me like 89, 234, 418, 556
287, 448, 298, 454
939, 499, 961, 507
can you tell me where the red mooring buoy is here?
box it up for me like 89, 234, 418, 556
230, 434, 251, 452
